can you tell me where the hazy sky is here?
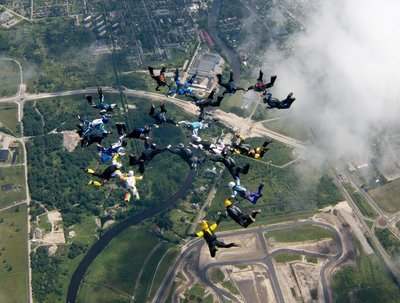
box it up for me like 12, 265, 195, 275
258, 0, 400, 162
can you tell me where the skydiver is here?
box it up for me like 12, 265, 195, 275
129, 141, 170, 173
231, 134, 272, 159
85, 87, 118, 114
263, 92, 296, 109
178, 118, 219, 136
85, 155, 123, 186
167, 143, 207, 170
116, 122, 153, 141
186, 88, 224, 121
148, 102, 179, 126
224, 199, 261, 228
119, 170, 143, 202
77, 115, 110, 136
189, 134, 225, 155
229, 179, 264, 204
246, 70, 277, 93
148, 66, 171, 91
188, 216, 238, 258
166, 68, 196, 96
209, 149, 250, 180
76, 115, 110, 147
216, 70, 246, 95
97, 135, 127, 163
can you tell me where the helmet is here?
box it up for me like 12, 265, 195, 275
201, 220, 208, 230
224, 199, 232, 207
151, 143, 157, 149
122, 140, 128, 147
102, 117, 109, 123
178, 143, 184, 148
228, 181, 235, 189
128, 170, 134, 176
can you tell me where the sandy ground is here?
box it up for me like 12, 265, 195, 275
291, 262, 321, 302
228, 264, 277, 303
41, 211, 66, 244
62, 131, 80, 152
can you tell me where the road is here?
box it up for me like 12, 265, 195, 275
155, 220, 344, 303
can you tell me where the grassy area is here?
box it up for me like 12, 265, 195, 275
368, 178, 400, 213
306, 256, 318, 264
0, 59, 20, 97
0, 166, 26, 208
209, 267, 225, 284
274, 253, 301, 263
265, 225, 334, 243
77, 226, 166, 303
0, 102, 20, 136
0, 205, 29, 303
184, 283, 206, 300
221, 280, 240, 295
364, 220, 374, 230
351, 192, 378, 219
333, 248, 400, 302
149, 248, 179, 299
38, 214, 52, 232
262, 116, 310, 142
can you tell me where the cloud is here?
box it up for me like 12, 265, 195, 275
258, 0, 400, 162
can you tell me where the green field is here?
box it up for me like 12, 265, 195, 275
77, 226, 171, 303
0, 166, 26, 208
368, 178, 400, 213
0, 102, 20, 136
0, 205, 29, 303
263, 116, 310, 142
38, 213, 52, 232
274, 253, 302, 263
265, 225, 334, 243
351, 191, 378, 219
209, 267, 225, 284
333, 249, 400, 302
148, 248, 179, 299
0, 59, 20, 97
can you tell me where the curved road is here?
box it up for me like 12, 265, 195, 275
66, 170, 196, 303
155, 220, 343, 303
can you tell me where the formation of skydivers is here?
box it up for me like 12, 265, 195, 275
76, 66, 296, 257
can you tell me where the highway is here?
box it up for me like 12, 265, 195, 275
154, 220, 344, 303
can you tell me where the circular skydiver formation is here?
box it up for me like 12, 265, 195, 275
76, 67, 296, 257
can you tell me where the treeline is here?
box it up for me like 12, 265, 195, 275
375, 228, 400, 259
31, 247, 63, 302
22, 102, 43, 136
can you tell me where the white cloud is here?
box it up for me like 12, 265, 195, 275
260, 0, 400, 161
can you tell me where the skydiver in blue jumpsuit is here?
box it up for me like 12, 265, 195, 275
86, 87, 118, 114
148, 102, 178, 126
166, 68, 196, 96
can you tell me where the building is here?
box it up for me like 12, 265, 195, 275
0, 149, 9, 162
